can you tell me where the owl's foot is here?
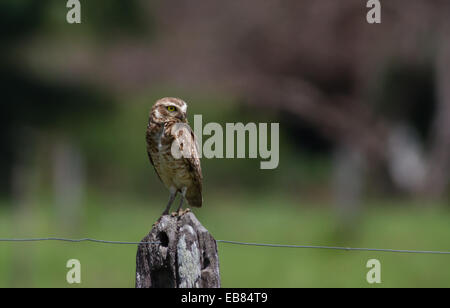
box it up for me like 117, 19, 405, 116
178, 208, 191, 216
170, 208, 191, 217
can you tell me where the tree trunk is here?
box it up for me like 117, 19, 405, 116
135, 212, 221, 288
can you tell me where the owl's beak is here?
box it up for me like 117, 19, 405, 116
177, 114, 187, 122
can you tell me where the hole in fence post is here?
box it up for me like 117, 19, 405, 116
158, 231, 169, 247
202, 256, 210, 270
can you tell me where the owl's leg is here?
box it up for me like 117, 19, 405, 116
162, 189, 177, 216
176, 187, 188, 216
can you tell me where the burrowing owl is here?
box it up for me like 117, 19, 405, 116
146, 97, 202, 216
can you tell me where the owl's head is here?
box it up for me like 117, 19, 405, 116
151, 97, 188, 124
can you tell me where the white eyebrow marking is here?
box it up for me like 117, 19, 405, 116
180, 102, 187, 113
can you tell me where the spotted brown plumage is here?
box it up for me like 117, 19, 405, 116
146, 97, 203, 216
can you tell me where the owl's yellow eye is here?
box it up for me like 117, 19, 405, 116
167, 106, 176, 112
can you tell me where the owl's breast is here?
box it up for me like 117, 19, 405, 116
147, 123, 192, 190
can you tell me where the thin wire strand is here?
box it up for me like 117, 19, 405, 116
0, 238, 159, 245
216, 240, 450, 255
0, 237, 450, 255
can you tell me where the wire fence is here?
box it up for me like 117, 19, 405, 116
1, 237, 450, 255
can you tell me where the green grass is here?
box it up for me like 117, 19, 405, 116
0, 196, 449, 287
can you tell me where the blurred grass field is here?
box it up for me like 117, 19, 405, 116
1, 194, 449, 288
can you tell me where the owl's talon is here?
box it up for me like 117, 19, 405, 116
176, 208, 190, 216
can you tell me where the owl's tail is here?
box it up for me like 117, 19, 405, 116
186, 188, 202, 208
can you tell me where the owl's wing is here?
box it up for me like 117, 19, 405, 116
147, 148, 163, 183
171, 124, 203, 207
184, 129, 203, 207
185, 129, 203, 184
146, 126, 163, 182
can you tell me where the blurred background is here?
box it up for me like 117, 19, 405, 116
0, 0, 449, 287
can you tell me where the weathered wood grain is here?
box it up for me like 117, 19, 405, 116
136, 212, 220, 288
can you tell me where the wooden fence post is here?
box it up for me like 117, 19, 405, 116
135, 212, 221, 288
